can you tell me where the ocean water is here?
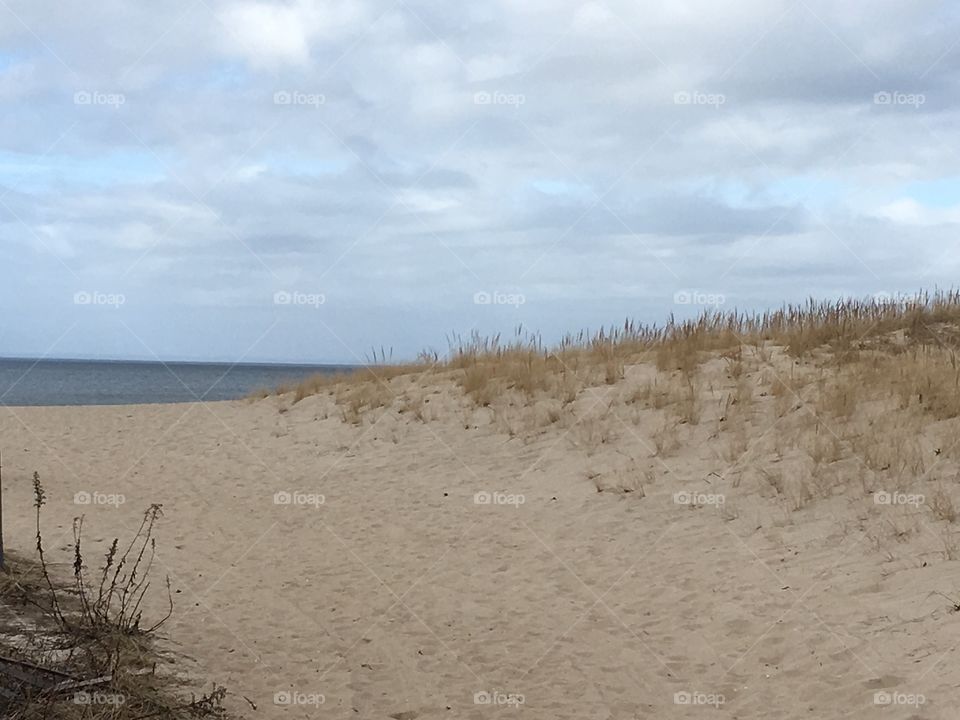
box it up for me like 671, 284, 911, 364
0, 358, 352, 406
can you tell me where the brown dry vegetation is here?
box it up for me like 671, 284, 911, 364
0, 476, 233, 719
268, 291, 960, 529
278, 289, 960, 410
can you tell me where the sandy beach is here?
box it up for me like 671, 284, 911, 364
3, 353, 959, 719
7, 1, 960, 715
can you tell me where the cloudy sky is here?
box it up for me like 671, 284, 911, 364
1, 0, 958, 363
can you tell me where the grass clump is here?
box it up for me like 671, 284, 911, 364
0, 473, 234, 719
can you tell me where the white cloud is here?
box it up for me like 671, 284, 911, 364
871, 198, 960, 227
3, 0, 960, 361
465, 54, 519, 83
216, 0, 369, 68
218, 2, 314, 66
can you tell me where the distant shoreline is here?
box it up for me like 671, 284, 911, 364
0, 356, 355, 369
0, 358, 355, 407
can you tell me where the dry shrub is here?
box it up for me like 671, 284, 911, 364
770, 374, 792, 398
804, 427, 844, 466
505, 354, 553, 396
537, 400, 564, 427
889, 346, 960, 420
571, 416, 616, 455
788, 474, 814, 511
647, 380, 672, 410
553, 371, 582, 405
589, 468, 646, 495
719, 502, 740, 521
461, 364, 498, 407
277, 360, 434, 404
723, 345, 744, 377
733, 375, 753, 409
931, 487, 958, 523
807, 466, 841, 499
3, 474, 232, 719
723, 417, 749, 463
604, 358, 625, 385
492, 404, 520, 438
335, 381, 395, 424
817, 371, 858, 420
943, 530, 960, 560
626, 382, 651, 406
399, 392, 429, 422
758, 467, 785, 496
851, 417, 926, 480
652, 419, 681, 457
674, 377, 700, 425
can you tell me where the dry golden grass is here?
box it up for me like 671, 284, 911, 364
652, 418, 681, 457
334, 381, 394, 425
290, 292, 960, 417
264, 290, 960, 519
274, 291, 960, 415
588, 466, 646, 495
931, 487, 957, 523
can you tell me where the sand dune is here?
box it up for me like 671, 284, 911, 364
3, 351, 960, 718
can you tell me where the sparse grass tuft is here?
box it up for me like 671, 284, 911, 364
1, 473, 234, 719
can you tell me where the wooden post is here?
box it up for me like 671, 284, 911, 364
0, 449, 5, 572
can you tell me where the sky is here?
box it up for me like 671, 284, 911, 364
1, 0, 959, 364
